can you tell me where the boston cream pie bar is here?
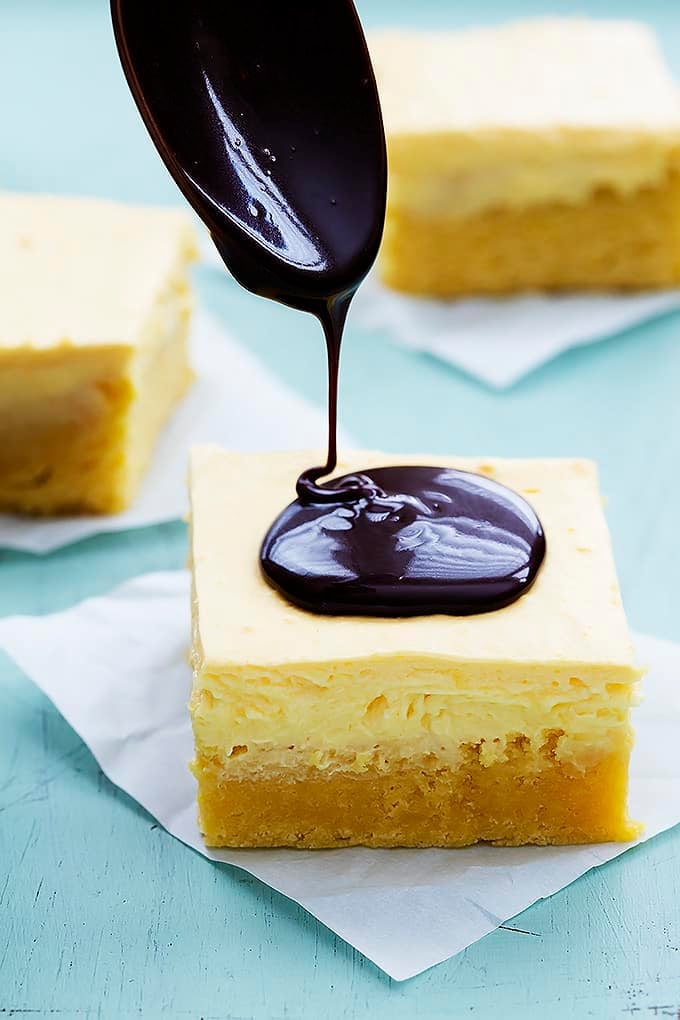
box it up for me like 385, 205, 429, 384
0, 193, 198, 515
189, 446, 641, 848
370, 19, 680, 296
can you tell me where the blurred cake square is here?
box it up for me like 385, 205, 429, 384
188, 446, 641, 848
0, 193, 197, 514
370, 19, 680, 295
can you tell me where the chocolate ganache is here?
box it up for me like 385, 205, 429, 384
112, 0, 545, 616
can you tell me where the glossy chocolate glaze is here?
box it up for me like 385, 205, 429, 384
261, 465, 545, 616
112, 0, 546, 616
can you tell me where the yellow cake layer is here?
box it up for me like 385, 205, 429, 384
380, 176, 680, 296
189, 447, 641, 848
0, 193, 198, 515
193, 741, 639, 849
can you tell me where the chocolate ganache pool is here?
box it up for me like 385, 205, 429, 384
261, 464, 545, 616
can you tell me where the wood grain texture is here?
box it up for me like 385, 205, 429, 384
2, 0, 680, 1016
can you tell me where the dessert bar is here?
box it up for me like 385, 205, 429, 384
0, 193, 197, 514
371, 19, 680, 295
189, 446, 641, 848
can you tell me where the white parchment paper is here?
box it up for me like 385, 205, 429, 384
0, 569, 678, 980
352, 277, 680, 388
0, 313, 338, 554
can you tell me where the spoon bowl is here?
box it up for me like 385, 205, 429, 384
111, 0, 387, 310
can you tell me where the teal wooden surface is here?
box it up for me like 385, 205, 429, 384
1, 0, 680, 1015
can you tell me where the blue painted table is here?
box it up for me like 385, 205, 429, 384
2, 1, 680, 1016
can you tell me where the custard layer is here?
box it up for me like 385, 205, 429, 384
191, 659, 636, 773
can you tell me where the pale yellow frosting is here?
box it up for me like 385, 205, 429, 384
0, 192, 198, 349
189, 448, 640, 773
370, 19, 680, 218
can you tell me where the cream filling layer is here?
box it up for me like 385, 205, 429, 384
386, 133, 680, 220
190, 658, 639, 774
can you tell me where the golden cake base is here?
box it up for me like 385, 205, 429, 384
379, 176, 680, 297
193, 745, 640, 849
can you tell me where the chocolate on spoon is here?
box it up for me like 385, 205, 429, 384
111, 0, 386, 499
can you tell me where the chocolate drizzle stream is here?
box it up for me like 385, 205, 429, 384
112, 0, 546, 616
